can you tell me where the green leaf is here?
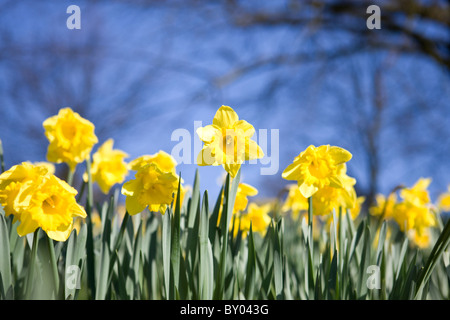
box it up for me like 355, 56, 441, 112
170, 175, 183, 297
187, 169, 200, 228
95, 238, 111, 300
358, 224, 371, 298
244, 224, 256, 300
209, 185, 223, 243
271, 221, 283, 300
199, 191, 214, 299
414, 218, 450, 299
162, 207, 172, 299
214, 169, 240, 299
375, 220, 387, 266
348, 220, 365, 266
0, 214, 12, 293
327, 249, 338, 300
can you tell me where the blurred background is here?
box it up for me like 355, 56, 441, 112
0, 0, 449, 210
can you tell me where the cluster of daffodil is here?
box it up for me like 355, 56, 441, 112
0, 162, 86, 241
368, 178, 437, 248
1, 105, 448, 245
1, 104, 450, 300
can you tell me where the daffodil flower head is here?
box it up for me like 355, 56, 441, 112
128, 150, 187, 208
88, 139, 129, 194
408, 228, 432, 248
121, 162, 179, 215
196, 105, 264, 178
128, 150, 178, 174
399, 177, 431, 207
234, 183, 258, 214
392, 177, 435, 235
26, 175, 87, 241
0, 162, 50, 218
43, 107, 98, 170
0, 162, 86, 241
237, 202, 272, 237
282, 145, 353, 198
437, 185, 450, 212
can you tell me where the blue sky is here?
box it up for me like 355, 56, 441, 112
0, 0, 449, 206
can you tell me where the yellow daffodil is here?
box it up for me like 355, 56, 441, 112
282, 145, 352, 198
437, 185, 450, 212
237, 202, 272, 237
43, 107, 98, 170
217, 182, 258, 226
281, 184, 309, 218
399, 178, 431, 207
312, 185, 354, 216
0, 162, 86, 241
234, 183, 258, 214
0, 162, 48, 218
121, 163, 179, 215
128, 150, 186, 209
87, 139, 129, 194
26, 175, 86, 241
393, 201, 435, 233
392, 178, 435, 241
129, 150, 177, 174
196, 105, 264, 178
408, 228, 432, 248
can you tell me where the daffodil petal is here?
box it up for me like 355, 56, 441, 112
46, 222, 73, 241
213, 105, 239, 128
196, 125, 218, 143
245, 139, 264, 160
234, 120, 255, 137
197, 147, 217, 166
72, 203, 87, 218
328, 146, 352, 165
239, 183, 258, 197
16, 218, 39, 237
281, 161, 302, 181
329, 175, 343, 189
299, 182, 318, 199
125, 195, 146, 216
121, 179, 139, 197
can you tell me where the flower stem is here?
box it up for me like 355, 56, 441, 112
307, 196, 315, 293
67, 166, 75, 186
106, 211, 130, 283
114, 211, 130, 252
47, 236, 60, 298
26, 229, 39, 299
86, 157, 93, 208
308, 196, 313, 249
84, 156, 96, 298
